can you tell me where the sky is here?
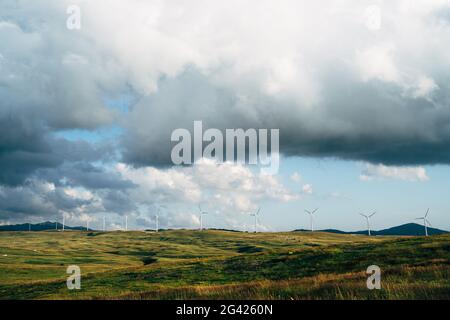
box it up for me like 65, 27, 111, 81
0, 0, 450, 231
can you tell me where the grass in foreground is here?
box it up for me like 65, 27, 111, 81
0, 230, 448, 299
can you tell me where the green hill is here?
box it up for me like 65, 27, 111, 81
0, 230, 448, 300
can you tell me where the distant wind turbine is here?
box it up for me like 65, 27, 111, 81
155, 210, 159, 233
416, 209, 432, 237
359, 212, 376, 236
62, 215, 65, 232
125, 215, 128, 231
305, 208, 318, 232
250, 208, 261, 233
198, 205, 208, 231
103, 216, 106, 232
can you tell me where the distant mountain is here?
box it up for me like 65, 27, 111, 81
294, 223, 448, 236
0, 221, 91, 232
1, 222, 447, 235
370, 223, 447, 236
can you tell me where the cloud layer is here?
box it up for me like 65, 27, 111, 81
1, 0, 449, 224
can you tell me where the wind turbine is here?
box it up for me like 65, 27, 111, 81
198, 205, 208, 231
359, 212, 376, 236
62, 215, 65, 232
155, 210, 159, 232
250, 208, 261, 233
125, 215, 128, 231
416, 209, 432, 237
103, 216, 106, 232
305, 208, 318, 232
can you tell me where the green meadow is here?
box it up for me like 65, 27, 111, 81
0, 230, 448, 300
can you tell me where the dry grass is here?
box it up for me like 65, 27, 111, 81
118, 265, 450, 300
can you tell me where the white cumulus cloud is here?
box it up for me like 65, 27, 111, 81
360, 163, 429, 182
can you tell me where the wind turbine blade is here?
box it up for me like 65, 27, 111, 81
359, 213, 367, 218
312, 208, 319, 214
426, 219, 432, 227
198, 205, 202, 212
305, 210, 311, 214
415, 217, 424, 220
425, 208, 429, 218
256, 208, 261, 216
369, 212, 376, 218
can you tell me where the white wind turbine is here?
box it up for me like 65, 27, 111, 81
250, 208, 261, 233
305, 208, 318, 232
198, 205, 208, 231
155, 209, 160, 232
103, 216, 106, 232
62, 215, 65, 232
416, 209, 432, 237
359, 212, 376, 236
125, 215, 128, 231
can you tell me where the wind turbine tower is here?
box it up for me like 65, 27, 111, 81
250, 208, 261, 233
62, 215, 65, 232
155, 210, 159, 232
305, 208, 318, 232
416, 209, 432, 237
359, 212, 376, 236
198, 205, 208, 231
125, 215, 128, 231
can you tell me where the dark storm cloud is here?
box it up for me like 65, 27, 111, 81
0, 123, 117, 186
38, 162, 136, 190
0, 180, 91, 221
0, 116, 60, 185
101, 190, 137, 215
121, 69, 450, 167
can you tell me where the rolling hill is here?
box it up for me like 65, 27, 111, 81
0, 230, 448, 299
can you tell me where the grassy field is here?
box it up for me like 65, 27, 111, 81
0, 230, 448, 300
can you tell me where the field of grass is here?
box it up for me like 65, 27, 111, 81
0, 230, 448, 300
